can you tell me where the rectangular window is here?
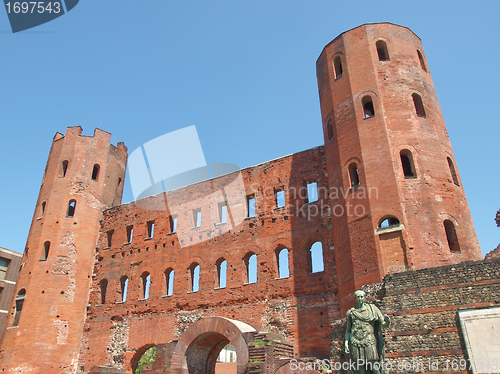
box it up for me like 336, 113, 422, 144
193, 210, 202, 228
0, 258, 10, 280
170, 216, 177, 233
247, 195, 255, 218
106, 230, 113, 248
218, 203, 227, 223
147, 221, 155, 238
126, 226, 133, 243
275, 189, 285, 208
307, 182, 318, 203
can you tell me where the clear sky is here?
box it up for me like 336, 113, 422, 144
0, 1, 498, 257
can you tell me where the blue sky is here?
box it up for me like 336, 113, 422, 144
0, 1, 498, 257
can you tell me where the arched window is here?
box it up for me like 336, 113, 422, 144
400, 150, 416, 178
444, 220, 460, 253
310, 242, 324, 273
447, 157, 460, 186
379, 216, 400, 228
349, 163, 360, 187
99, 279, 108, 304
362, 96, 375, 118
244, 253, 257, 284
190, 263, 200, 292
13, 289, 26, 327
118, 177, 122, 186
412, 93, 426, 117
216, 259, 227, 288
120, 276, 128, 302
67, 200, 76, 217
333, 55, 343, 78
141, 272, 151, 299
40, 241, 50, 261
61, 160, 68, 177
417, 50, 427, 72
91, 164, 100, 181
276, 248, 289, 279
41, 201, 46, 217
327, 120, 334, 142
165, 268, 174, 296
376, 40, 390, 61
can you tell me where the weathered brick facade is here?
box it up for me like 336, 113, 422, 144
0, 23, 492, 374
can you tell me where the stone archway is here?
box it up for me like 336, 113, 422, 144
170, 317, 256, 374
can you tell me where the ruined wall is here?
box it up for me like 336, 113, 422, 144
326, 258, 500, 373
81, 146, 338, 373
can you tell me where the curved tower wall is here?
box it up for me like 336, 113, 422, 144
0, 127, 127, 373
316, 23, 482, 313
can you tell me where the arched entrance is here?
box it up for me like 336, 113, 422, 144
171, 317, 256, 374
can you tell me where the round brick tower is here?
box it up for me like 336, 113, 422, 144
316, 23, 482, 314
0, 127, 127, 373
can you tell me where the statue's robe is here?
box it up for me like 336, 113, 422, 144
346, 303, 385, 362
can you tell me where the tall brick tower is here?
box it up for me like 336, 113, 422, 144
316, 23, 482, 314
0, 127, 127, 373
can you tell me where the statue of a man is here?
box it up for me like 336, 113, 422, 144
345, 290, 390, 374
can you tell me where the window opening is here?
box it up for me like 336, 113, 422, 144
379, 216, 400, 228
0, 257, 10, 280
126, 226, 133, 243
376, 40, 390, 61
165, 268, 174, 296
120, 276, 128, 302
218, 203, 227, 224
13, 289, 26, 327
193, 209, 201, 228
40, 241, 50, 261
245, 253, 257, 284
118, 177, 122, 186
310, 242, 324, 273
349, 163, 360, 187
412, 93, 426, 117
277, 248, 290, 278
362, 96, 375, 118
447, 157, 460, 186
107, 230, 113, 248
417, 50, 427, 72
170, 216, 177, 233
41, 201, 46, 217
61, 160, 68, 177
307, 182, 318, 203
400, 150, 416, 178
333, 55, 343, 78
275, 189, 285, 208
99, 279, 108, 304
327, 120, 334, 141
147, 221, 155, 238
67, 200, 76, 217
190, 264, 200, 292
141, 272, 151, 299
216, 259, 227, 288
444, 220, 461, 253
247, 195, 255, 218
91, 164, 100, 181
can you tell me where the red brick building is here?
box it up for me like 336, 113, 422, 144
0, 23, 485, 374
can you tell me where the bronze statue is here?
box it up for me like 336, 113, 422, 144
345, 290, 390, 374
